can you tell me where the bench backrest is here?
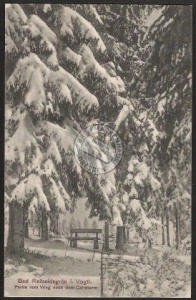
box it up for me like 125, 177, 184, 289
70, 228, 102, 234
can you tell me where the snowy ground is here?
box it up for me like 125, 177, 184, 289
5, 225, 102, 297
5, 239, 101, 297
103, 253, 191, 297
4, 229, 191, 297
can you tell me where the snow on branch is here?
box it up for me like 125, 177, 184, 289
47, 141, 62, 164
167, 115, 191, 152
72, 4, 104, 26
48, 178, 67, 213
6, 4, 27, 28
28, 14, 57, 45
112, 205, 123, 226
50, 6, 106, 55
129, 185, 138, 198
6, 53, 98, 116
42, 121, 76, 155
115, 104, 134, 131
78, 44, 125, 95
58, 66, 99, 113
5, 35, 18, 56
87, 5, 104, 24
59, 47, 82, 70
23, 14, 59, 69
5, 113, 42, 166
25, 67, 46, 115
40, 159, 59, 178
56, 180, 71, 211
11, 174, 50, 211
149, 173, 161, 191
129, 199, 142, 213
5, 5, 28, 57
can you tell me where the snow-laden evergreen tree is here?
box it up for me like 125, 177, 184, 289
140, 5, 191, 249
5, 4, 128, 253
115, 5, 191, 247
94, 5, 191, 248
86, 5, 160, 239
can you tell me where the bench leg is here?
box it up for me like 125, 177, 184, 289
94, 239, 99, 250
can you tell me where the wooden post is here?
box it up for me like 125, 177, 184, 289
104, 222, 109, 252
116, 226, 125, 251
73, 233, 78, 247
166, 212, 170, 247
126, 227, 130, 241
70, 231, 73, 247
123, 226, 126, 243
100, 245, 104, 297
56, 214, 59, 237
94, 233, 99, 249
24, 220, 29, 239
161, 214, 165, 245
175, 203, 180, 250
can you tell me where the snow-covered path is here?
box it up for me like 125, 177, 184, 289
27, 245, 101, 261
26, 244, 141, 264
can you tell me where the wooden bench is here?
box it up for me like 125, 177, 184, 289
68, 229, 102, 249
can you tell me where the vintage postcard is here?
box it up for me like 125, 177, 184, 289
5, 3, 191, 297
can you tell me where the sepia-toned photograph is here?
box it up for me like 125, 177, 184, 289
5, 3, 191, 297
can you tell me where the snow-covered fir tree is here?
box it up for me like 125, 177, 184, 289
5, 3, 124, 252
114, 5, 191, 248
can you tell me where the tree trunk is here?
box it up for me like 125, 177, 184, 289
126, 227, 130, 241
123, 226, 126, 243
37, 211, 41, 237
116, 226, 125, 251
148, 239, 152, 248
23, 206, 29, 238
50, 213, 59, 236
161, 214, 165, 245
56, 214, 59, 237
50, 213, 55, 234
179, 214, 181, 246
24, 221, 29, 238
41, 210, 48, 240
38, 225, 41, 237
175, 203, 180, 250
166, 212, 170, 247
7, 202, 24, 254
104, 222, 109, 252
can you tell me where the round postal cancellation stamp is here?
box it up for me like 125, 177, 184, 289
74, 124, 123, 175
